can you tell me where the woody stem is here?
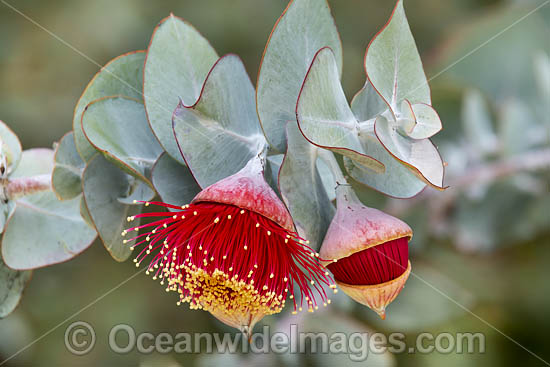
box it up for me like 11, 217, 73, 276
1, 174, 51, 201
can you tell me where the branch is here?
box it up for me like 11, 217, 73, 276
386, 147, 550, 218
2, 174, 52, 201
452, 148, 550, 189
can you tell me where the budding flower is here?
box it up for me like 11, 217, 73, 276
319, 186, 412, 319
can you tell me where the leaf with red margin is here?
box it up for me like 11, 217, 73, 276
279, 121, 335, 251
82, 96, 163, 189
144, 14, 218, 164
257, 0, 343, 153
296, 47, 384, 174
365, 0, 430, 110
374, 115, 446, 189
2, 149, 96, 270
73, 51, 146, 162
173, 54, 266, 188
407, 102, 443, 139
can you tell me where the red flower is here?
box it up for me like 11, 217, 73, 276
319, 186, 412, 319
123, 158, 333, 333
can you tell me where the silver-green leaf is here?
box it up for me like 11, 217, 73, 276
296, 47, 384, 174
82, 96, 163, 187
82, 155, 141, 262
279, 122, 335, 251
172, 54, 266, 188
2, 149, 96, 270
0, 120, 22, 175
257, 0, 343, 153
52, 131, 85, 200
144, 14, 218, 164
365, 0, 430, 109
375, 115, 446, 189
73, 51, 146, 162
151, 153, 200, 208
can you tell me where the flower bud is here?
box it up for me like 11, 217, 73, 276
319, 186, 412, 319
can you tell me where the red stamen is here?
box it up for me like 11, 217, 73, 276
124, 201, 334, 320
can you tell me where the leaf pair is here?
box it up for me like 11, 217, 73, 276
296, 0, 446, 199
145, 15, 266, 191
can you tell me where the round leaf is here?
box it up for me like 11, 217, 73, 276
73, 51, 146, 162
172, 54, 266, 188
82, 154, 141, 262
144, 14, 218, 164
257, 0, 343, 153
365, 0, 430, 109
407, 103, 443, 139
375, 116, 446, 189
296, 47, 384, 173
82, 96, 163, 187
343, 147, 426, 199
279, 121, 335, 251
0, 120, 22, 175
2, 150, 96, 270
151, 153, 200, 208
52, 131, 85, 200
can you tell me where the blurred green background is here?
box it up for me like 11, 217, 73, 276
0, 0, 548, 366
